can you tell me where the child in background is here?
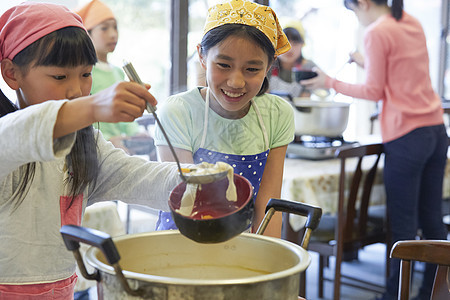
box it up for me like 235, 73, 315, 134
154, 0, 295, 238
0, 3, 180, 298
76, 0, 147, 155
302, 0, 448, 299
269, 26, 317, 98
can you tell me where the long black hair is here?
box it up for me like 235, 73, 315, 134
344, 0, 404, 21
0, 89, 17, 117
274, 26, 306, 74
199, 24, 276, 96
1, 26, 99, 208
283, 27, 305, 64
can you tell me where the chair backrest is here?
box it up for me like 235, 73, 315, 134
335, 143, 384, 250
281, 143, 386, 299
390, 240, 450, 300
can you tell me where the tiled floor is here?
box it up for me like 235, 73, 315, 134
303, 244, 387, 300
304, 244, 395, 300
303, 239, 450, 300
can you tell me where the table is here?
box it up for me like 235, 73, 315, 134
282, 149, 450, 231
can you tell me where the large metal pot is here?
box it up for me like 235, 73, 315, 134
292, 99, 350, 137
61, 200, 322, 300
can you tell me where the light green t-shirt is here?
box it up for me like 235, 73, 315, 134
154, 88, 295, 155
91, 62, 140, 140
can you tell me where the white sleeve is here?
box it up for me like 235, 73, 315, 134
87, 136, 183, 211
0, 101, 75, 180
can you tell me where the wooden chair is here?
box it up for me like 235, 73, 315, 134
390, 240, 450, 300
283, 143, 389, 299
369, 103, 380, 134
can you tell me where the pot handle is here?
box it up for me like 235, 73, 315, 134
60, 225, 143, 297
60, 225, 120, 264
255, 199, 322, 249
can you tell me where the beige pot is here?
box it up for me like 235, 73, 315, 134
66, 229, 309, 300
61, 199, 322, 299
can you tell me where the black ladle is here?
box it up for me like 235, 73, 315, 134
169, 173, 254, 243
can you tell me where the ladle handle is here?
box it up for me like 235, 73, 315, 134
122, 61, 156, 113
122, 61, 186, 181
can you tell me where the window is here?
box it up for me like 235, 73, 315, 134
186, 0, 224, 90
90, 0, 171, 101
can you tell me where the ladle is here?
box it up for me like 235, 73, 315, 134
122, 61, 228, 184
335, 58, 352, 77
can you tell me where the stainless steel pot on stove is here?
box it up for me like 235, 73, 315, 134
61, 199, 322, 300
292, 98, 350, 137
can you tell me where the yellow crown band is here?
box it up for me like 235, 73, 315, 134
203, 0, 291, 56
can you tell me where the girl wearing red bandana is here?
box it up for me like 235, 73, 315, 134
0, 3, 181, 298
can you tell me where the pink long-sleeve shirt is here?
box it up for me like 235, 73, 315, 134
326, 12, 443, 143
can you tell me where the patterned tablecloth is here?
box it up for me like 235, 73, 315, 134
282, 152, 450, 231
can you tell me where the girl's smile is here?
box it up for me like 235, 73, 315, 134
222, 89, 245, 102
199, 35, 270, 119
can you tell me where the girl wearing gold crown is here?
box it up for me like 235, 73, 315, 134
154, 0, 295, 238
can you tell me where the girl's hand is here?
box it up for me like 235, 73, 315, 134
300, 67, 329, 91
53, 81, 156, 139
91, 81, 157, 123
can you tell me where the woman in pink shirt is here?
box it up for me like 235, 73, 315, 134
302, 1, 448, 299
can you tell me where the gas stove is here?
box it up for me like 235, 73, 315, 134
286, 135, 358, 160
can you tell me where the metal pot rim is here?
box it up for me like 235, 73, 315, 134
85, 231, 310, 286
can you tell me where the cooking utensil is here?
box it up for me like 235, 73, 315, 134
122, 61, 227, 184
60, 199, 322, 300
291, 99, 350, 137
169, 173, 253, 243
294, 70, 318, 81
335, 59, 351, 77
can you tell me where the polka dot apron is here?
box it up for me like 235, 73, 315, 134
156, 88, 269, 230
